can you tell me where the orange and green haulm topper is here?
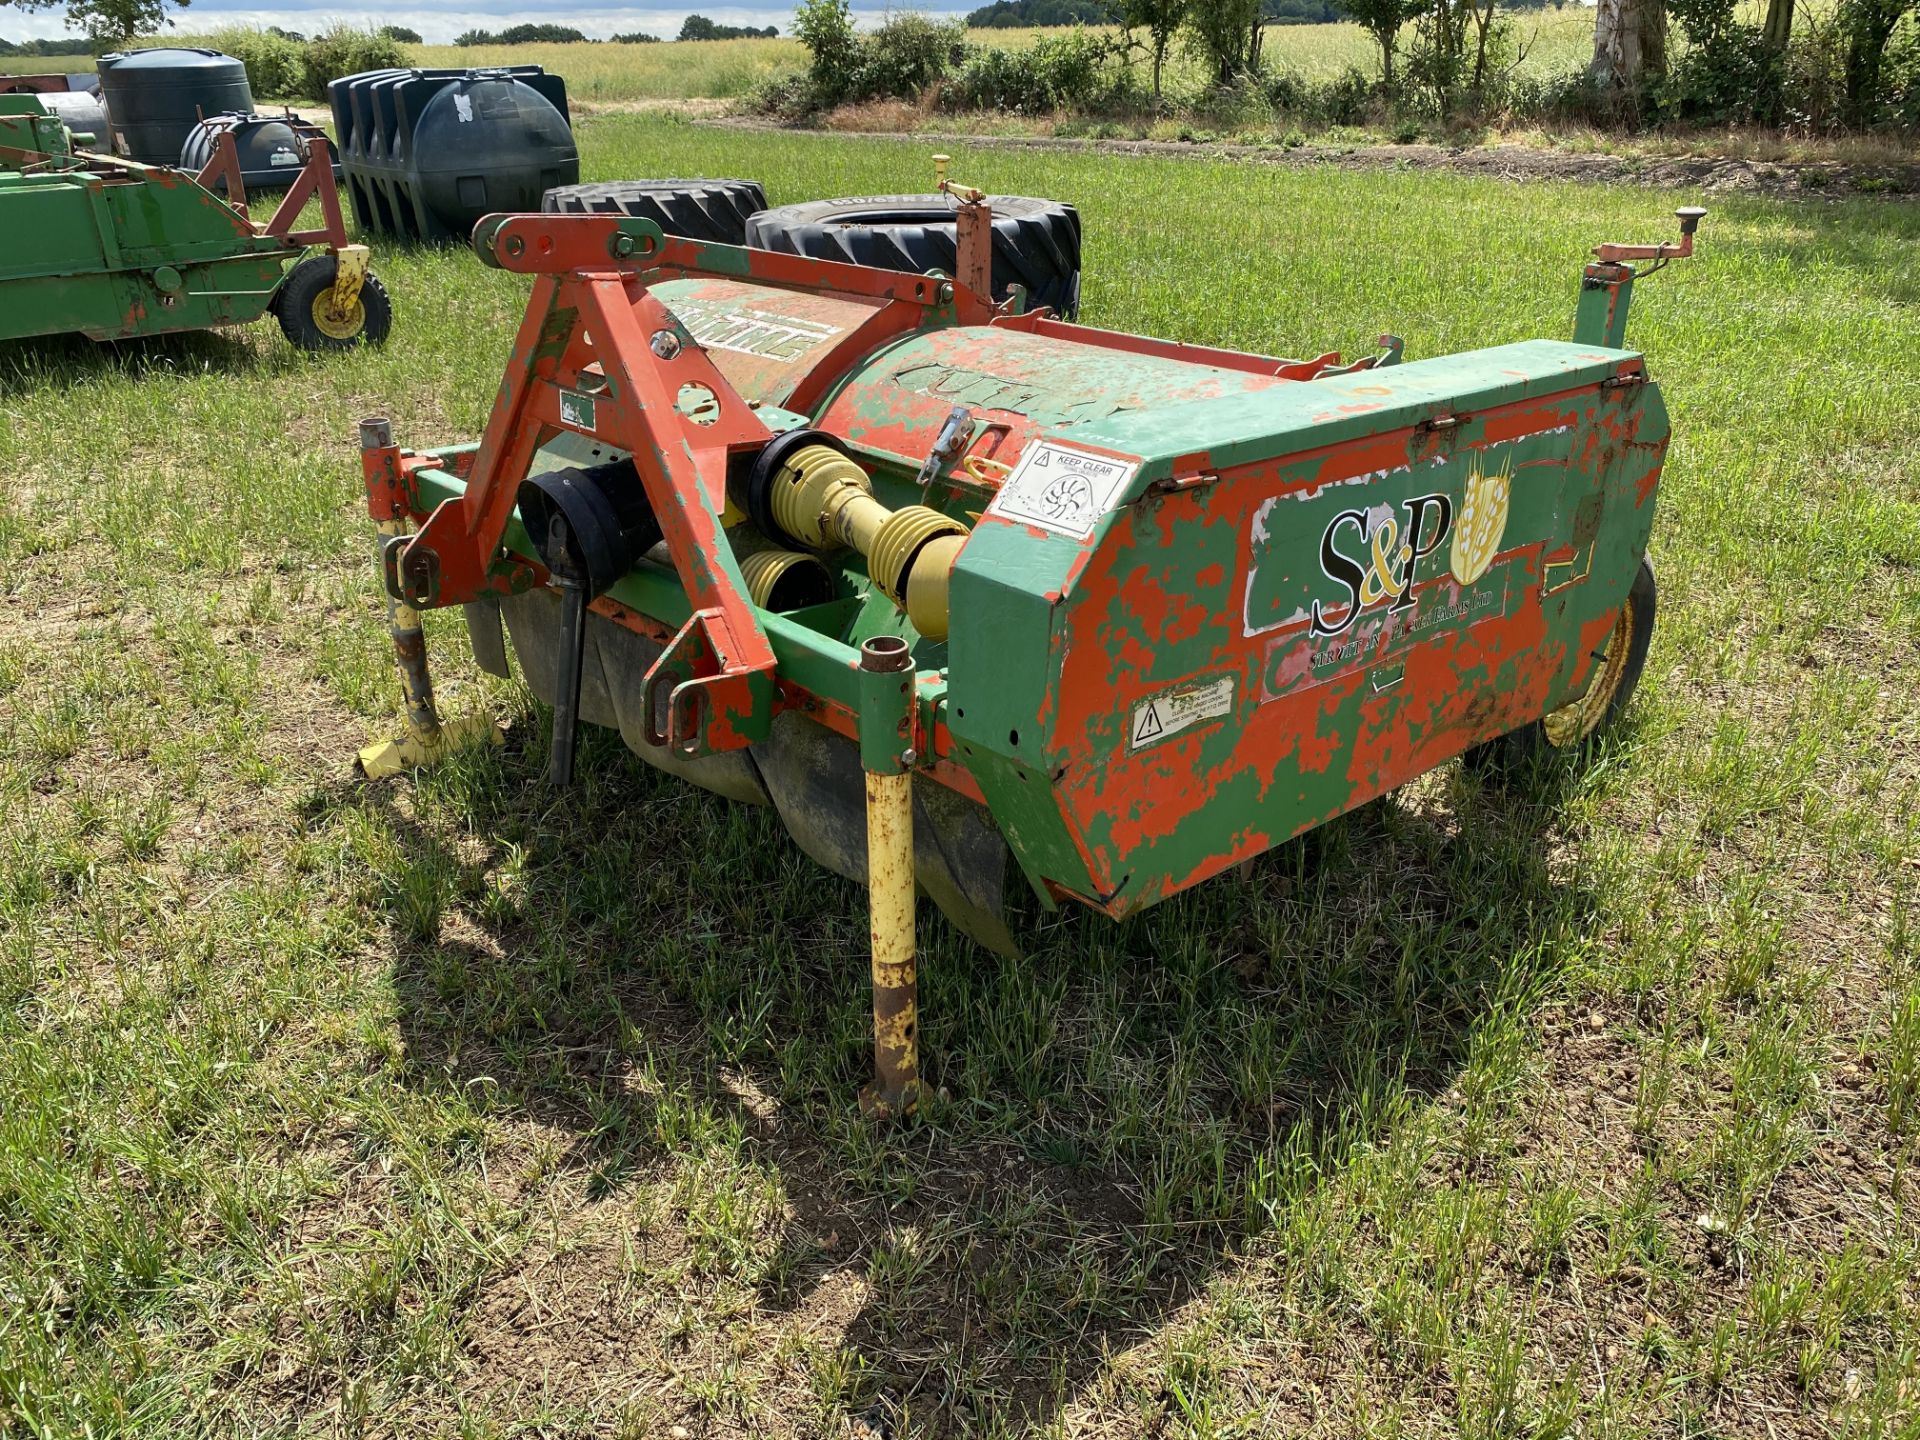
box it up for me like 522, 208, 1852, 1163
356, 183, 1704, 1116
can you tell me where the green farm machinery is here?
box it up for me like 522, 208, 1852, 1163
0, 95, 390, 351
355, 173, 1704, 1115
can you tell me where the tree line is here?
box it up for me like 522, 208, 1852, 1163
453, 17, 777, 45
966, 0, 1570, 33
959, 0, 1913, 125
0, 31, 94, 52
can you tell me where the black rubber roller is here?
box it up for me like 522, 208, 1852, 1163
517, 459, 662, 599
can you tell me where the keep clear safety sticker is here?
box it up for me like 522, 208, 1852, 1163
987, 442, 1138, 540
1130, 676, 1235, 750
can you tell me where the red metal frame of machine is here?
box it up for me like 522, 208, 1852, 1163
373, 214, 1011, 757
190, 123, 352, 250
365, 211, 1380, 762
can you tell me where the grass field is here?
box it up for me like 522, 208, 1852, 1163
3, 117, 1918, 1437
404, 36, 809, 103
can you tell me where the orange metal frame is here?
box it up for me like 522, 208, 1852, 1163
377, 212, 997, 755
191, 122, 351, 250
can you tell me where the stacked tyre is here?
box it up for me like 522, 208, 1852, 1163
540, 180, 1083, 319
744, 194, 1081, 319
540, 179, 767, 245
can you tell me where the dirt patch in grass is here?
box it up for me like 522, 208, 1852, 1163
715, 117, 1920, 200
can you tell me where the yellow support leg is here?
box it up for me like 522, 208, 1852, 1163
330, 243, 370, 318
857, 633, 921, 1121
859, 766, 920, 1120
356, 418, 503, 779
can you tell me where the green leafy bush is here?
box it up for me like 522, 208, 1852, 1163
1887, 24, 1920, 126
794, 0, 861, 102
196, 23, 404, 100
853, 12, 967, 100
1657, 0, 1782, 123
947, 25, 1117, 110
300, 25, 407, 101
1263, 64, 1375, 124
205, 25, 304, 99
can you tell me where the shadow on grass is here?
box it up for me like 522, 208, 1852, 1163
1688, 193, 1920, 306
0, 326, 308, 393
321, 714, 1598, 1433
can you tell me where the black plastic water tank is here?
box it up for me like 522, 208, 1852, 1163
329, 67, 576, 242
38, 90, 109, 149
180, 112, 309, 191
97, 48, 254, 165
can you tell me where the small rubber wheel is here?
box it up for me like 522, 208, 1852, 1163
1469, 555, 1657, 772
273, 254, 392, 352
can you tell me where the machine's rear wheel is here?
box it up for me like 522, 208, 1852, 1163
1470, 555, 1657, 772
541, 179, 768, 244
743, 193, 1083, 319
274, 254, 392, 352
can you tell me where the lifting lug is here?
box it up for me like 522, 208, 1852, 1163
382, 533, 441, 607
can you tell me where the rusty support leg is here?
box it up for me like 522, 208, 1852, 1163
955, 199, 992, 308
376, 512, 445, 743
357, 417, 502, 779
858, 636, 920, 1121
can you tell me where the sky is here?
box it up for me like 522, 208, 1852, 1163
2, 0, 968, 43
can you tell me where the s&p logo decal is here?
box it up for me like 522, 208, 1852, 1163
1309, 492, 1454, 638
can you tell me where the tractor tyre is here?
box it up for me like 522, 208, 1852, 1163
1468, 555, 1657, 774
743, 193, 1083, 319
540, 179, 768, 244
273, 255, 392, 352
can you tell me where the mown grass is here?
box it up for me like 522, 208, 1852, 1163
2, 117, 1918, 1437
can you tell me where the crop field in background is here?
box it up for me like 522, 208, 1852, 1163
1, 11, 1598, 101
410, 10, 1596, 100
403, 36, 809, 103
418, 11, 1599, 97
3, 116, 1919, 1437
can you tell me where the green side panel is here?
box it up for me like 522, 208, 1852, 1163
947, 340, 1662, 914
0, 183, 129, 336
945, 513, 1098, 897
0, 170, 290, 341
102, 178, 280, 267
0, 184, 110, 278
